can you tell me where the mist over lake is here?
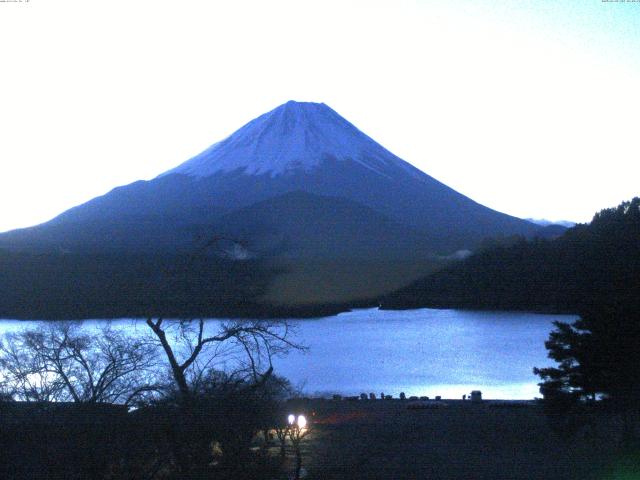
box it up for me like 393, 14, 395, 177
0, 308, 575, 400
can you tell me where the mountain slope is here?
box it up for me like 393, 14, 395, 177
162, 100, 540, 251
0, 100, 549, 316
0, 101, 539, 256
213, 190, 436, 260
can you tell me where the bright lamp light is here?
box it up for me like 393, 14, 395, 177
297, 415, 307, 429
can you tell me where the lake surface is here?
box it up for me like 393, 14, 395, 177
0, 308, 577, 400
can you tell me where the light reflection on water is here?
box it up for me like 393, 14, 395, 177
0, 308, 577, 400
269, 308, 576, 400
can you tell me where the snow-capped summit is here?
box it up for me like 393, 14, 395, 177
162, 100, 420, 179
1, 100, 541, 257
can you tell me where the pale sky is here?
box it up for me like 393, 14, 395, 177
1, 0, 639, 232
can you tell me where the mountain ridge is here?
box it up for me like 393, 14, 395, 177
0, 100, 540, 255
0, 100, 548, 316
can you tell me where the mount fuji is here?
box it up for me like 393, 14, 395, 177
0, 101, 543, 314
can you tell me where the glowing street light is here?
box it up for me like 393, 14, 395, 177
287, 413, 310, 480
297, 414, 307, 429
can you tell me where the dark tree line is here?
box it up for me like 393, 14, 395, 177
384, 197, 640, 313
530, 199, 640, 444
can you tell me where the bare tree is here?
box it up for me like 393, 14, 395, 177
0, 322, 161, 405
145, 317, 304, 399
0, 331, 62, 402
136, 317, 304, 477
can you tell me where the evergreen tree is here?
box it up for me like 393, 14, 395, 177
534, 298, 640, 443
534, 197, 640, 443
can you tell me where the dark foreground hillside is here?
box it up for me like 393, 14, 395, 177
2, 398, 635, 480
294, 398, 634, 480
383, 197, 640, 313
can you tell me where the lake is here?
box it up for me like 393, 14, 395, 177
0, 308, 576, 400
